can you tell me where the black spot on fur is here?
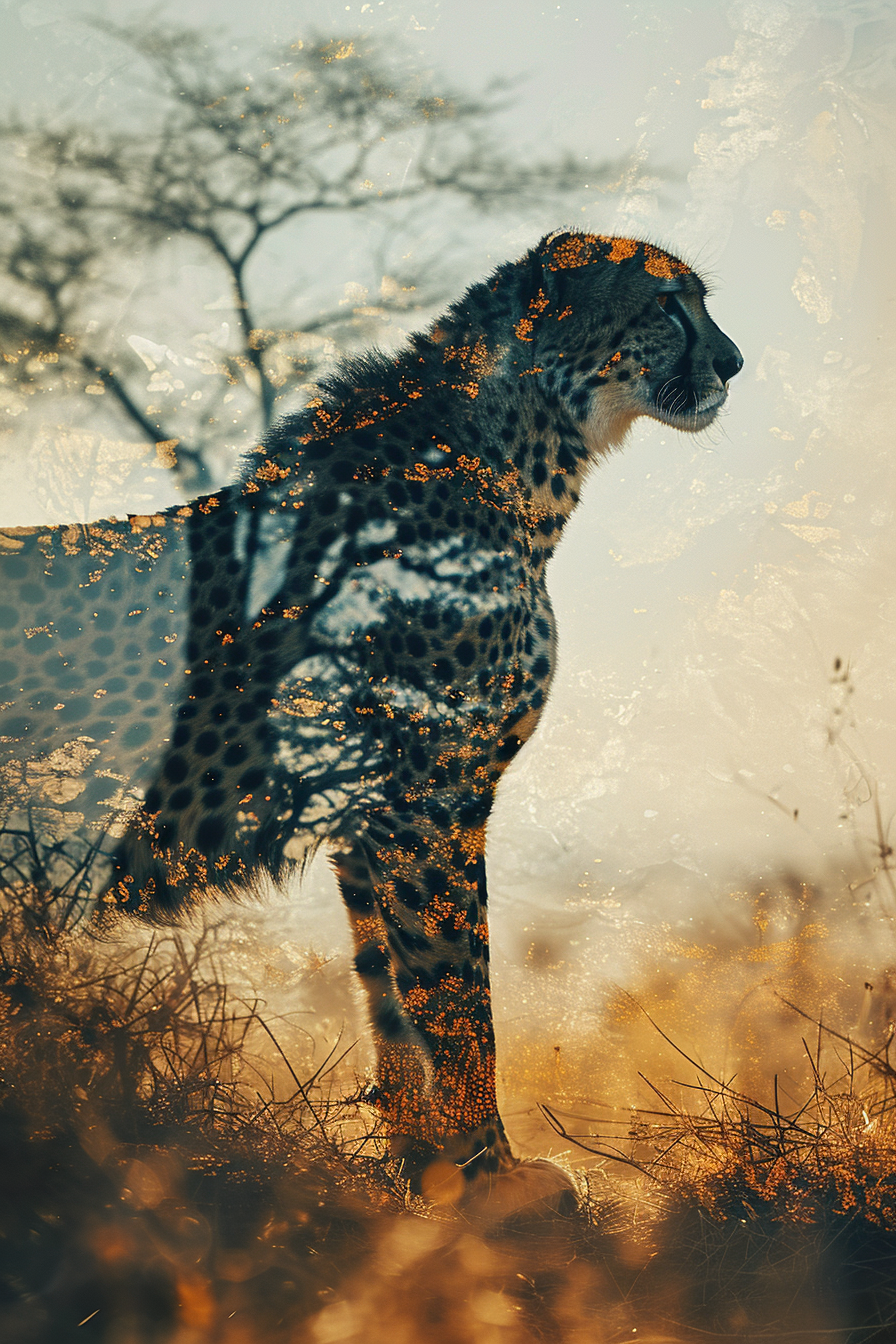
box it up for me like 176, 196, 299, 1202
196, 815, 226, 850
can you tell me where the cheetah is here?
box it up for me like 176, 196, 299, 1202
0, 230, 742, 1203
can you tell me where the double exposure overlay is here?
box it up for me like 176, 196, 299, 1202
0, 1, 895, 1340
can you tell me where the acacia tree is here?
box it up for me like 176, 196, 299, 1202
0, 21, 601, 499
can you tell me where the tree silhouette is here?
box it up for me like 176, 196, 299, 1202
0, 20, 602, 498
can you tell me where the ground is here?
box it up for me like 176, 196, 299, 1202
1, 872, 895, 1343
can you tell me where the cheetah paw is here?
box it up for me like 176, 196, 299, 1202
459, 1158, 580, 1224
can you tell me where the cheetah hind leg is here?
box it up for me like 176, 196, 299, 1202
334, 842, 579, 1221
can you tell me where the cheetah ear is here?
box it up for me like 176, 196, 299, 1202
538, 228, 573, 252
538, 231, 602, 271
537, 230, 603, 307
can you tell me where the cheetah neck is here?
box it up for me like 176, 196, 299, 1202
273, 263, 629, 558
401, 297, 615, 553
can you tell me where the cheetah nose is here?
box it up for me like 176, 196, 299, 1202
713, 342, 744, 385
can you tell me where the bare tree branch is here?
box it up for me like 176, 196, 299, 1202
0, 19, 611, 500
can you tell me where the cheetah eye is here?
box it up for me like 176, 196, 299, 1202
656, 291, 686, 335
656, 284, 682, 312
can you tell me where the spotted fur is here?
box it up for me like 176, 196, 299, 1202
0, 231, 742, 1189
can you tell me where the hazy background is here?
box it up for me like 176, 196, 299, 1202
2, 0, 895, 1129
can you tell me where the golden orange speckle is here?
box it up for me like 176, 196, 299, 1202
642, 242, 691, 279
543, 231, 691, 280
404, 462, 452, 484
546, 234, 595, 269
602, 236, 639, 264
254, 459, 291, 483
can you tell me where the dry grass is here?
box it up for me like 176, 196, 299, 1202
0, 884, 403, 1343
1, 874, 896, 1342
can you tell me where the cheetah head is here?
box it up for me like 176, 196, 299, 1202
531, 231, 743, 448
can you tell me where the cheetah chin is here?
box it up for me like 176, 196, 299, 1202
0, 230, 741, 1207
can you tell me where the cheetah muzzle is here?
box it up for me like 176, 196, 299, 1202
0, 230, 741, 1208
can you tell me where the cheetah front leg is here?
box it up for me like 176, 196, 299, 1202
334, 816, 514, 1195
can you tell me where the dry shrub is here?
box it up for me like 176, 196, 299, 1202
3, 870, 896, 1342
543, 876, 896, 1340
0, 882, 403, 1343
